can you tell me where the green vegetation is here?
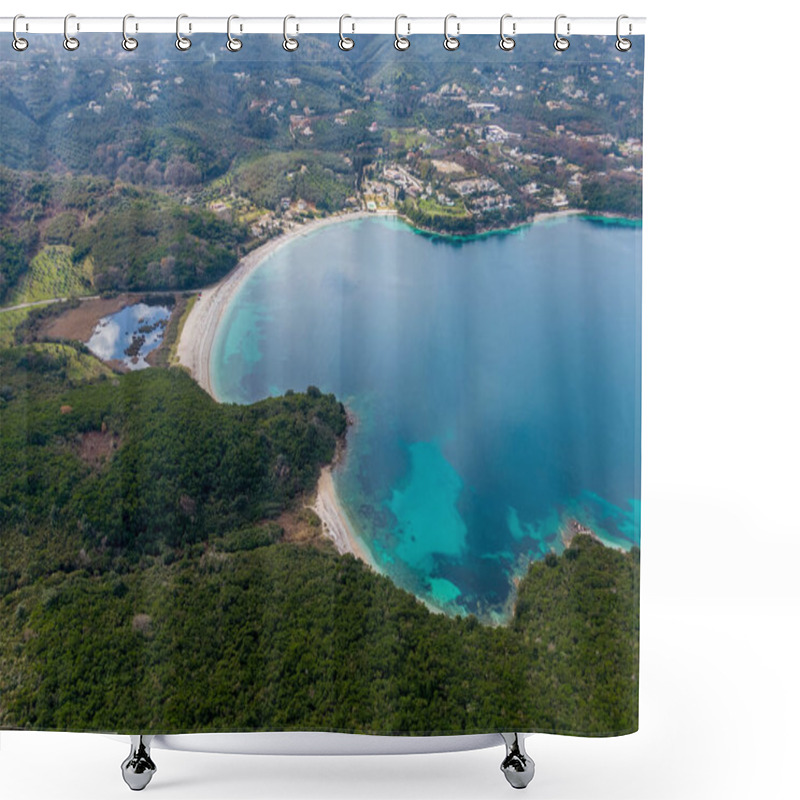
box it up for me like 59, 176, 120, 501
1, 171, 246, 304
7, 246, 92, 305
22, 342, 113, 384
216, 523, 284, 553
70, 193, 247, 292
148, 293, 196, 369
0, 233, 31, 302
581, 175, 643, 218
43, 211, 82, 245
0, 526, 637, 734
0, 341, 111, 405
0, 308, 31, 348
232, 151, 355, 213
400, 197, 476, 236
0, 343, 638, 736
385, 128, 430, 150
0, 226, 38, 307
0, 354, 345, 554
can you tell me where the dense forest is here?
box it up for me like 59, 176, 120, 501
0, 342, 639, 735
0, 534, 638, 735
232, 151, 356, 214
69, 191, 247, 292
581, 174, 644, 218
0, 346, 346, 556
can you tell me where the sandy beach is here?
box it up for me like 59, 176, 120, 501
532, 208, 585, 224
312, 466, 375, 566
176, 209, 386, 401
176, 209, 385, 567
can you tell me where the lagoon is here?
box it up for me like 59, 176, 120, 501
210, 215, 641, 619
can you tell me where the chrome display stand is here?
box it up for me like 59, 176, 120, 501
121, 736, 157, 791
120, 731, 534, 791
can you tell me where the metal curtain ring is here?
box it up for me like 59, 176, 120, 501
499, 13, 515, 51
63, 13, 79, 51
339, 14, 354, 50
227, 15, 243, 51
122, 14, 138, 51
283, 15, 299, 51
176, 14, 192, 50
615, 14, 632, 51
554, 14, 570, 51
12, 14, 29, 51
443, 14, 460, 51
394, 14, 410, 50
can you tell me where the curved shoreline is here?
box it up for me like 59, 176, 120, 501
175, 207, 636, 400
176, 210, 389, 401
175, 209, 391, 564
312, 466, 375, 567
396, 208, 641, 242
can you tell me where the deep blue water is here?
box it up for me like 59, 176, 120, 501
211, 215, 641, 620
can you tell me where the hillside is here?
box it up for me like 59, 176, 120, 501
0, 342, 638, 735
1, 34, 643, 304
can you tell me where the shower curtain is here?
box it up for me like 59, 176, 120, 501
0, 30, 643, 738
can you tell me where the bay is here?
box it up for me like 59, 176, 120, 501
211, 215, 641, 620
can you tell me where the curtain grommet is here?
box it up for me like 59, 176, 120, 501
499, 14, 516, 51
63, 13, 80, 51
443, 14, 460, 51
227, 15, 243, 52
283, 15, 299, 51
394, 15, 410, 50
175, 13, 192, 51
615, 15, 632, 51
339, 14, 355, 51
121, 14, 138, 51
12, 14, 29, 51
554, 14, 570, 51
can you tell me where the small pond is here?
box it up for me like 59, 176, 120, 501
86, 302, 171, 370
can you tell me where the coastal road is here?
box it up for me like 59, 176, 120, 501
0, 297, 72, 314
0, 292, 177, 315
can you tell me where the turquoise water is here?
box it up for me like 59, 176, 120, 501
211, 216, 641, 619
87, 302, 171, 370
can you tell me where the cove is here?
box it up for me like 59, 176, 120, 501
210, 215, 641, 620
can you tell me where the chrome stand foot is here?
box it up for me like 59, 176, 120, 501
500, 733, 535, 789
121, 735, 157, 791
